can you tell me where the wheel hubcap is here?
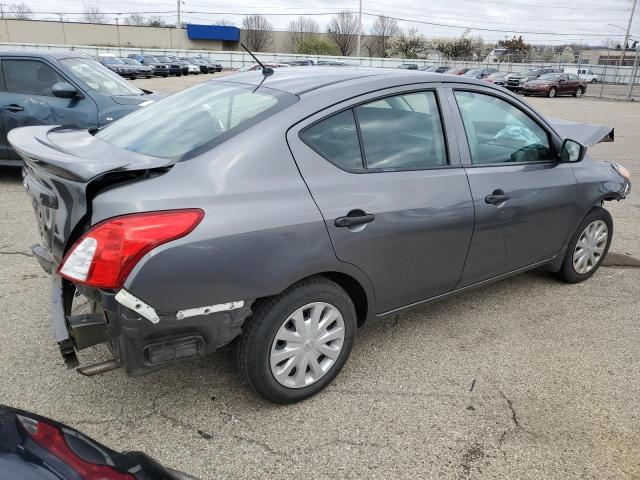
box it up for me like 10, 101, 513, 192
270, 302, 345, 389
573, 220, 608, 274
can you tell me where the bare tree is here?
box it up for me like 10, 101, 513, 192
242, 14, 273, 51
124, 13, 146, 26
146, 15, 166, 27
82, 5, 106, 24
327, 11, 358, 56
8, 2, 32, 19
370, 16, 400, 57
287, 16, 320, 52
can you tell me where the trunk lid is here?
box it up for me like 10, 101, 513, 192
9, 125, 172, 263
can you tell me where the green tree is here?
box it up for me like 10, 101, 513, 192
497, 35, 531, 55
296, 37, 341, 56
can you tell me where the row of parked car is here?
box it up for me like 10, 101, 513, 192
97, 54, 223, 79
398, 63, 590, 98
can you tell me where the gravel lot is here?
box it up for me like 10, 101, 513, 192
0, 73, 638, 479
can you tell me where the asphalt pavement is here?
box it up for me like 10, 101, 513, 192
0, 76, 638, 479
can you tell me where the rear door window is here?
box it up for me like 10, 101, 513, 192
3, 59, 65, 96
355, 91, 447, 170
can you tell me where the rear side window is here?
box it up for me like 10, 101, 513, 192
3, 59, 65, 96
97, 82, 297, 160
300, 110, 363, 171
301, 91, 447, 172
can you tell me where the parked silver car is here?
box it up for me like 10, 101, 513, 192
9, 68, 631, 403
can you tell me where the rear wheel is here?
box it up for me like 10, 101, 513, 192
548, 87, 557, 98
574, 87, 583, 98
556, 207, 612, 283
590, 78, 598, 83
236, 277, 356, 403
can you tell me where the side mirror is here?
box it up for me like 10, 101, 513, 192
561, 139, 586, 163
52, 82, 82, 99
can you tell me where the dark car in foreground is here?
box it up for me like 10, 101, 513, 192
0, 50, 161, 166
127, 54, 170, 77
121, 57, 154, 78
0, 405, 196, 479
523, 73, 587, 98
9, 68, 631, 404
506, 67, 560, 91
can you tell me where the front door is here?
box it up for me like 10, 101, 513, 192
288, 88, 475, 313
0, 58, 96, 160
449, 88, 578, 287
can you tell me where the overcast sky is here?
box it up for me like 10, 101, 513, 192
15, 0, 640, 46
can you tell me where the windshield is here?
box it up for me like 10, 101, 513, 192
519, 69, 537, 76
59, 58, 143, 96
96, 82, 298, 160
145, 57, 160, 63
538, 73, 561, 81
489, 72, 506, 78
122, 58, 139, 65
157, 56, 171, 62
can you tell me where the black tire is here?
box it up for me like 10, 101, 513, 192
590, 78, 598, 84
548, 87, 557, 98
574, 87, 583, 98
556, 207, 613, 283
236, 276, 357, 403
146, 76, 152, 79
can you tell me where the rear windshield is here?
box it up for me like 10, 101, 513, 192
96, 82, 298, 160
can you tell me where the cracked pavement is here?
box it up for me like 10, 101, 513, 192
0, 85, 639, 479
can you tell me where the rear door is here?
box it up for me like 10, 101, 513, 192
288, 86, 475, 313
447, 85, 578, 286
0, 57, 98, 160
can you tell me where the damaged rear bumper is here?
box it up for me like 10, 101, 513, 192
34, 245, 252, 375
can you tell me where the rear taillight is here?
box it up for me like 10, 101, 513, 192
17, 415, 134, 480
58, 209, 204, 289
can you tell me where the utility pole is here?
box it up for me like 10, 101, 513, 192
356, 0, 362, 57
58, 13, 67, 45
626, 43, 640, 100
620, 0, 638, 66
115, 17, 121, 51
176, 0, 181, 28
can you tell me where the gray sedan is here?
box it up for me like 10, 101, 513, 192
9, 68, 631, 403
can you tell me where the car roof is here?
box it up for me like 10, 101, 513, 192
0, 50, 91, 60
223, 67, 455, 95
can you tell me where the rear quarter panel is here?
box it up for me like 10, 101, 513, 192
90, 118, 371, 313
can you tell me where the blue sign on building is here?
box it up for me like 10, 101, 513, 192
186, 24, 240, 42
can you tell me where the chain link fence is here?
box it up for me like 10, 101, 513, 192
1, 41, 638, 101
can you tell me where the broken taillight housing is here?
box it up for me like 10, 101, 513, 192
17, 414, 135, 480
58, 209, 204, 289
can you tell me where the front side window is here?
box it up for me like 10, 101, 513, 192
356, 92, 447, 170
3, 59, 65, 96
454, 91, 552, 164
59, 58, 143, 96
97, 82, 297, 160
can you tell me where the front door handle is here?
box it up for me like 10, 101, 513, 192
485, 189, 511, 205
3, 104, 24, 113
335, 211, 375, 228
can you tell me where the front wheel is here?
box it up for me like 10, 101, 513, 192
236, 277, 356, 403
548, 87, 557, 98
574, 87, 583, 97
556, 207, 613, 283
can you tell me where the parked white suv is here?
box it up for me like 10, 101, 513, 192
566, 67, 599, 83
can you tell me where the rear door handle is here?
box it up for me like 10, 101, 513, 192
485, 190, 511, 205
334, 211, 375, 228
3, 104, 24, 113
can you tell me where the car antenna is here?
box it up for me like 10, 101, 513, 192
240, 43, 274, 77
